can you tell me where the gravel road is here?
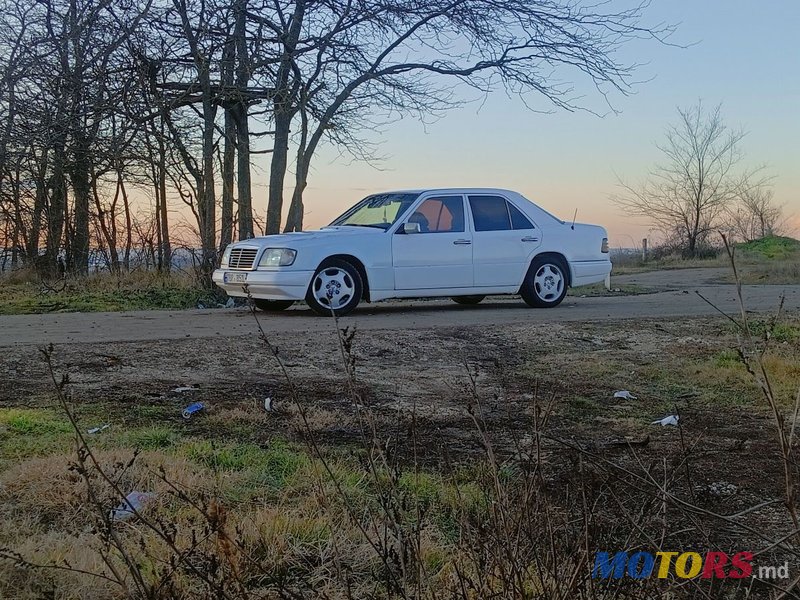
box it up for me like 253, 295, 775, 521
1, 269, 797, 347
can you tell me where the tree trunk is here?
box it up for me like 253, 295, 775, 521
267, 111, 291, 234
92, 176, 120, 273
156, 120, 170, 272
233, 0, 253, 239
284, 104, 308, 233
28, 149, 48, 266
198, 96, 218, 282
266, 1, 305, 234
220, 26, 236, 249
220, 108, 236, 251
69, 146, 91, 275
45, 146, 67, 276
235, 106, 254, 239
10, 170, 21, 267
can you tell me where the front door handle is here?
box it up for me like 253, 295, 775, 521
453, 239, 472, 245
521, 236, 540, 242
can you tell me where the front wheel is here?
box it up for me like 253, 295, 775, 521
306, 258, 363, 316
451, 295, 485, 305
520, 256, 568, 308
253, 299, 294, 312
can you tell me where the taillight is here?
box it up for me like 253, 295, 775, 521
601, 238, 609, 253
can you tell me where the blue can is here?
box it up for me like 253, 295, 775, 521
182, 402, 204, 419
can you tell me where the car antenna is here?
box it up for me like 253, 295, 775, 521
571, 208, 577, 230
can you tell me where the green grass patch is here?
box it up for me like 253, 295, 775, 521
181, 439, 308, 490
724, 319, 800, 343
0, 408, 75, 461
117, 425, 181, 450
0, 408, 73, 435
714, 349, 741, 368
398, 471, 445, 505
564, 395, 602, 416
737, 236, 800, 260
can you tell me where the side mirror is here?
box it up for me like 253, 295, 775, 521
403, 222, 421, 234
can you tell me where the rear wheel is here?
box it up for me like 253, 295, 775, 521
306, 258, 363, 317
520, 256, 568, 308
253, 299, 294, 312
450, 295, 485, 305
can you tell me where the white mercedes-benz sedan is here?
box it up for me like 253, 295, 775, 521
213, 188, 611, 316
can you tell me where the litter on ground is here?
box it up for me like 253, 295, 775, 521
110, 491, 156, 522
652, 415, 679, 427
182, 402, 205, 419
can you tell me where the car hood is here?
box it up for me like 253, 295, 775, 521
230, 226, 384, 248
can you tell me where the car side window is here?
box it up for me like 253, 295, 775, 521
508, 202, 535, 230
406, 196, 465, 233
469, 195, 512, 231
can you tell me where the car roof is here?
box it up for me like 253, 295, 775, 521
381, 187, 519, 195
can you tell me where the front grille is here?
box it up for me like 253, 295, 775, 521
228, 247, 259, 270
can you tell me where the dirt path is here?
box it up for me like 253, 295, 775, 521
1, 268, 798, 347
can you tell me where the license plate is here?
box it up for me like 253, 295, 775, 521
224, 272, 247, 284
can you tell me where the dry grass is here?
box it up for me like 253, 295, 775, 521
611, 236, 800, 283
0, 269, 217, 314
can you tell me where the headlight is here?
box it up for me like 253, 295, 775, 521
220, 245, 232, 266
259, 248, 297, 267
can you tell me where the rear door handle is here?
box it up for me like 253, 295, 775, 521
521, 236, 540, 242
453, 239, 472, 245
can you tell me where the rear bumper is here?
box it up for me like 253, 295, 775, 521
212, 269, 314, 300
570, 259, 612, 287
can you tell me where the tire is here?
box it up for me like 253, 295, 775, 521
306, 258, 363, 316
451, 295, 486, 305
253, 299, 294, 312
520, 256, 569, 308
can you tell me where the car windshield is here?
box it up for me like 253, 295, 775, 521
329, 193, 420, 230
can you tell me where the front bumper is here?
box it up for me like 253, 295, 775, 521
212, 268, 314, 300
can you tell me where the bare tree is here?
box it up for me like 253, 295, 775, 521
1, 0, 675, 280
614, 102, 758, 257
265, 0, 675, 233
727, 176, 784, 242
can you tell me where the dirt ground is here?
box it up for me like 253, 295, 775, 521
2, 313, 797, 510
2, 291, 800, 596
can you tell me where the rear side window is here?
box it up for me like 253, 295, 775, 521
469, 195, 511, 231
508, 202, 535, 230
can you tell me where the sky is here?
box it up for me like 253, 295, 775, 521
247, 0, 800, 248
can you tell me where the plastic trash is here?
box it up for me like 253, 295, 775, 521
651, 415, 679, 427
613, 390, 638, 400
111, 491, 156, 522
182, 402, 204, 419
87, 424, 110, 434
225, 298, 235, 308
172, 386, 198, 393
264, 397, 273, 412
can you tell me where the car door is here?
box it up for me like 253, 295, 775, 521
468, 194, 541, 287
392, 195, 473, 290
